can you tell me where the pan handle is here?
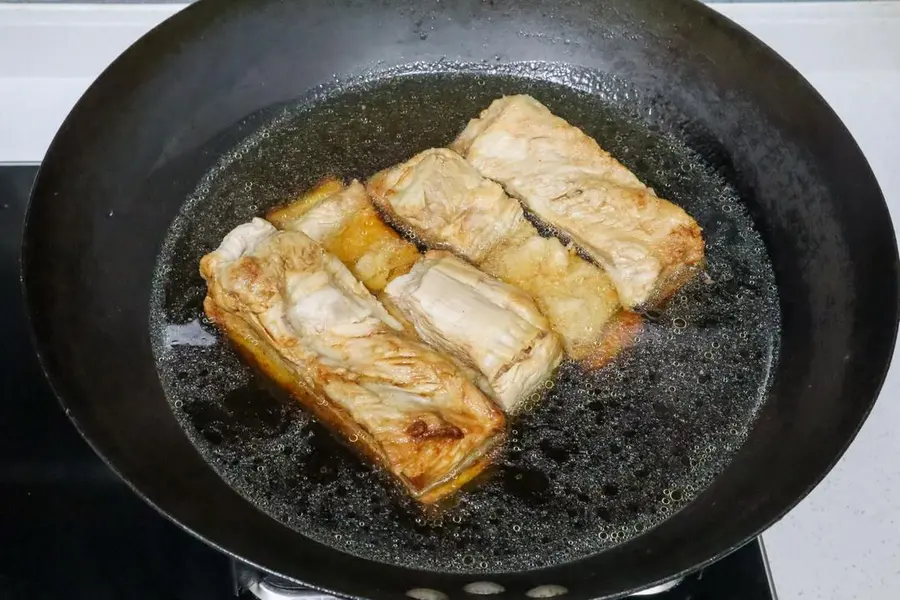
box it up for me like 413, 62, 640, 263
239, 567, 339, 600
628, 579, 683, 596
246, 576, 339, 600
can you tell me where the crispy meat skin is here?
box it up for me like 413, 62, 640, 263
452, 94, 705, 308
200, 219, 504, 503
267, 181, 562, 412
368, 148, 636, 361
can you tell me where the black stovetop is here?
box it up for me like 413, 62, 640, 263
0, 165, 775, 600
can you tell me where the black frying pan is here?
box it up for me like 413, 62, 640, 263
21, 0, 899, 598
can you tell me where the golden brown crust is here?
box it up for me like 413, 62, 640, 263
649, 224, 706, 307
203, 296, 388, 471
265, 178, 345, 229
579, 310, 644, 371
415, 452, 497, 504
269, 180, 420, 293
328, 209, 420, 292
478, 220, 622, 360
200, 224, 505, 503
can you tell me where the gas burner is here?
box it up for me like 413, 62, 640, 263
234, 540, 774, 599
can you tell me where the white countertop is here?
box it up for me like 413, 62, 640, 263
2, 2, 898, 598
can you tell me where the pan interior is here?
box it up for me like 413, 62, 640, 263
149, 63, 780, 573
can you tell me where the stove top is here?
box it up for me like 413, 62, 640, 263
0, 165, 776, 600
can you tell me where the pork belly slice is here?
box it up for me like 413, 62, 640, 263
200, 218, 505, 503
361, 151, 523, 265
385, 250, 562, 413
368, 148, 639, 363
452, 94, 705, 308
268, 178, 420, 293
267, 180, 562, 412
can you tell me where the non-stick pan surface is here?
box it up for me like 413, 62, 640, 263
22, 1, 899, 599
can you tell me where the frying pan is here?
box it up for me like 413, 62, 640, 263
21, 0, 899, 598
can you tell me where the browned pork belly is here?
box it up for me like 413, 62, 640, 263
452, 94, 705, 309
200, 219, 505, 503
267, 180, 563, 413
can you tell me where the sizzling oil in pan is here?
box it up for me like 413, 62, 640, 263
150, 64, 780, 573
